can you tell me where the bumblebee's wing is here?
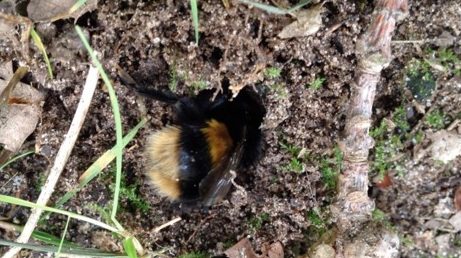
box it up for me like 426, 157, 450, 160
199, 141, 245, 207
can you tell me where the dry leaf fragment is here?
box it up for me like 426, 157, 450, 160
0, 63, 43, 154
373, 173, 393, 189
225, 238, 258, 258
27, 0, 97, 22
262, 242, 284, 258
224, 238, 284, 258
0, 13, 33, 59
278, 4, 324, 39
91, 231, 122, 252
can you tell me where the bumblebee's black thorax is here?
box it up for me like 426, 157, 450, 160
174, 88, 265, 201
177, 124, 213, 200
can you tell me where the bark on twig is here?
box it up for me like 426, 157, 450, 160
331, 0, 408, 256
3, 66, 99, 258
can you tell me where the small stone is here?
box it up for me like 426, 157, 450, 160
310, 244, 335, 258
448, 212, 461, 231
434, 196, 455, 218
429, 130, 461, 164
435, 234, 451, 256
424, 219, 442, 229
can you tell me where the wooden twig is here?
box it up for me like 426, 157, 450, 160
3, 66, 99, 258
329, 1, 409, 256
333, 0, 408, 231
153, 217, 182, 233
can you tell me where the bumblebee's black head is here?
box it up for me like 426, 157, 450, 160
212, 87, 266, 168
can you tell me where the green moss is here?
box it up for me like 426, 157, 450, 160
248, 212, 270, 231
406, 48, 460, 103
284, 158, 303, 173
168, 63, 182, 92
372, 208, 392, 228
426, 109, 446, 129
109, 174, 150, 213
308, 76, 326, 90
370, 106, 408, 179
319, 146, 342, 190
400, 235, 414, 248
413, 130, 424, 144
392, 106, 410, 132
370, 120, 388, 139
86, 203, 112, 225
280, 142, 301, 156
406, 59, 435, 103
307, 210, 325, 228
269, 83, 288, 98
280, 141, 304, 173
264, 67, 282, 79
191, 80, 207, 92
437, 48, 460, 66
320, 159, 337, 190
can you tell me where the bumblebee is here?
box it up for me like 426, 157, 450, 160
125, 78, 265, 207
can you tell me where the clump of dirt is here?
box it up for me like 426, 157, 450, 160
0, 0, 460, 257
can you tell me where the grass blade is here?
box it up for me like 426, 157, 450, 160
57, 216, 71, 257
0, 221, 79, 248
69, 0, 88, 14
238, 0, 287, 14
75, 25, 124, 231
32, 229, 78, 248
122, 237, 138, 258
238, 0, 311, 14
190, 0, 199, 44
54, 118, 147, 208
0, 150, 34, 171
0, 195, 119, 233
30, 28, 53, 79
0, 239, 128, 257
287, 0, 311, 12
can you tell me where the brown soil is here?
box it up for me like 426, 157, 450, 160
1, 0, 460, 257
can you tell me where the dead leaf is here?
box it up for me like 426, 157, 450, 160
0, 62, 43, 154
0, 13, 33, 59
278, 4, 324, 39
225, 238, 258, 258
224, 238, 284, 258
373, 173, 393, 189
27, 0, 97, 22
429, 130, 461, 164
91, 231, 122, 252
261, 242, 284, 258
